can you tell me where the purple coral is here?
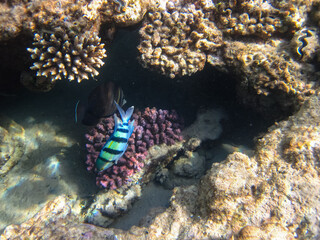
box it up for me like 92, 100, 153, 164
85, 107, 184, 189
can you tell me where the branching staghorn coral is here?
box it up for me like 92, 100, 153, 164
27, 28, 107, 82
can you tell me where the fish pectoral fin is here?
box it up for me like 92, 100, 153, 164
115, 144, 128, 164
128, 120, 135, 137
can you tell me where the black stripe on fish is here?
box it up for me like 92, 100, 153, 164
117, 128, 129, 133
110, 136, 128, 143
97, 156, 112, 163
102, 148, 123, 155
123, 123, 128, 126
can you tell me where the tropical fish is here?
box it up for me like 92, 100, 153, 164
75, 81, 125, 126
221, 143, 254, 157
96, 101, 135, 172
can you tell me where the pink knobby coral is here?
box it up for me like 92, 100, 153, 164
85, 107, 184, 189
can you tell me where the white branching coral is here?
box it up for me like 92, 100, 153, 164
27, 29, 107, 82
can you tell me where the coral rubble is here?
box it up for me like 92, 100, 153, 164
85, 107, 184, 189
0, 195, 118, 239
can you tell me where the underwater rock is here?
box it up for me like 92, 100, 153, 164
0, 195, 119, 239
172, 151, 205, 178
85, 185, 142, 227
0, 115, 25, 176
138, 206, 167, 228
183, 108, 226, 142
20, 71, 56, 92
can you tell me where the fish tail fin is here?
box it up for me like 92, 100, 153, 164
128, 120, 135, 136
114, 100, 134, 123
113, 114, 120, 131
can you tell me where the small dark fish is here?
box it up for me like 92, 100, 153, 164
75, 81, 125, 126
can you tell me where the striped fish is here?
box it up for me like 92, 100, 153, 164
96, 101, 135, 172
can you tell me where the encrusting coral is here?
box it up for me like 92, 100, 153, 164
27, 28, 107, 82
210, 0, 304, 39
222, 40, 317, 115
85, 107, 184, 189
83, 0, 150, 26
138, 0, 224, 78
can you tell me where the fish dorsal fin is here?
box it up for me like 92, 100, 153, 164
114, 100, 134, 123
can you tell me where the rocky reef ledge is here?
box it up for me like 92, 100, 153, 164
2, 95, 320, 239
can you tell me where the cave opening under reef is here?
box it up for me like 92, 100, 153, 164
0, 28, 283, 233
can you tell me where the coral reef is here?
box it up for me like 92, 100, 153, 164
0, 115, 25, 176
85, 185, 142, 227
222, 40, 317, 115
138, 0, 223, 78
94, 95, 320, 238
0, 0, 95, 42
83, 0, 150, 26
0, 195, 119, 240
27, 28, 107, 82
85, 107, 184, 189
211, 0, 305, 39
4, 95, 320, 239
85, 141, 186, 227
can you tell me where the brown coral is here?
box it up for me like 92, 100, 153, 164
138, 0, 223, 78
83, 0, 149, 27
27, 29, 107, 82
222, 40, 317, 115
211, 0, 304, 39
0, 1, 28, 41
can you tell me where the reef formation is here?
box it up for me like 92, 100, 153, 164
3, 95, 320, 239
2, 0, 320, 239
0, 0, 319, 115
85, 107, 184, 189
0, 115, 25, 176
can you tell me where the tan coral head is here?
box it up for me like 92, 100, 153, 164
27, 30, 107, 83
